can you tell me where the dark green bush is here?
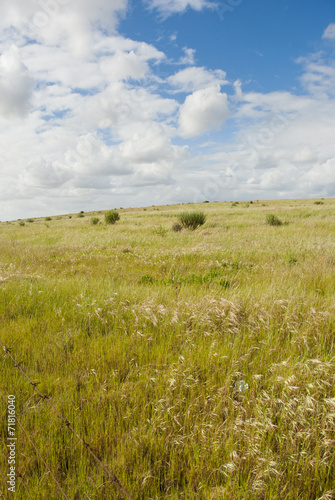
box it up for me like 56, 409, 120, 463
266, 214, 283, 226
105, 210, 120, 225
91, 217, 100, 225
45, 216, 52, 221
177, 211, 206, 230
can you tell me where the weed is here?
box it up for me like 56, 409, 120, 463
177, 211, 206, 230
172, 222, 182, 232
266, 213, 283, 226
90, 217, 100, 226
154, 224, 167, 237
140, 274, 156, 284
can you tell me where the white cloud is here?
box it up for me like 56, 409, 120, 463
20, 158, 70, 188
0, 0, 129, 61
179, 47, 196, 65
323, 23, 335, 40
178, 86, 230, 137
168, 66, 228, 92
145, 0, 216, 16
0, 6, 335, 220
298, 58, 335, 97
0, 46, 34, 118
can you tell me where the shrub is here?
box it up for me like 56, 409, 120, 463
314, 201, 324, 205
45, 216, 52, 221
177, 211, 206, 230
266, 214, 283, 226
105, 210, 120, 225
91, 217, 100, 225
172, 222, 182, 232
27, 218, 34, 223
19, 221, 25, 226
77, 213, 84, 218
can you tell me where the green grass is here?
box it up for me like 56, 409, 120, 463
0, 199, 335, 499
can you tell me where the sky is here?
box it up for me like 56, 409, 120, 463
0, 0, 334, 220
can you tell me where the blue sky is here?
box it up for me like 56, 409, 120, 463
0, 0, 334, 219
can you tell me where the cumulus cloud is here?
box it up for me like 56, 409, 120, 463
323, 23, 335, 40
168, 66, 228, 92
20, 158, 70, 188
1, 6, 335, 219
178, 86, 230, 137
0, 46, 34, 118
0, 0, 129, 56
145, 0, 216, 16
178, 47, 196, 65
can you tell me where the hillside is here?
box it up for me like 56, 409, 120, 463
1, 199, 335, 499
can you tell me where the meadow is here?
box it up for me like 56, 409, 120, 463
0, 198, 335, 499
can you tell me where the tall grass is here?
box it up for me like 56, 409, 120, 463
0, 200, 335, 499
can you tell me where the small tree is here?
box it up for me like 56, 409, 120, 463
105, 210, 120, 225
177, 211, 206, 230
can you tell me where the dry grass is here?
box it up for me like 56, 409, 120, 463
0, 198, 335, 499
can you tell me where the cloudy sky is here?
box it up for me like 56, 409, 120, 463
0, 0, 334, 220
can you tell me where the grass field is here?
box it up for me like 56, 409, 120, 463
1, 198, 335, 499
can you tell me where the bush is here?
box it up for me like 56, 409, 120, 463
105, 210, 120, 225
19, 221, 25, 226
177, 211, 206, 230
26, 218, 34, 223
314, 201, 324, 205
91, 217, 100, 225
266, 214, 283, 226
45, 216, 52, 221
172, 222, 182, 232
77, 213, 84, 218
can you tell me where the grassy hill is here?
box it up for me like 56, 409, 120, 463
1, 199, 335, 499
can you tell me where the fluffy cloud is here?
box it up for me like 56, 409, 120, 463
0, 46, 34, 118
145, 0, 215, 16
0, 0, 129, 54
323, 23, 335, 40
168, 66, 228, 92
178, 86, 230, 137
0, 2, 335, 220
19, 158, 70, 188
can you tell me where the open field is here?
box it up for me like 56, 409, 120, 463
1, 198, 335, 499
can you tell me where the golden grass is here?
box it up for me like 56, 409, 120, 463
0, 198, 335, 499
